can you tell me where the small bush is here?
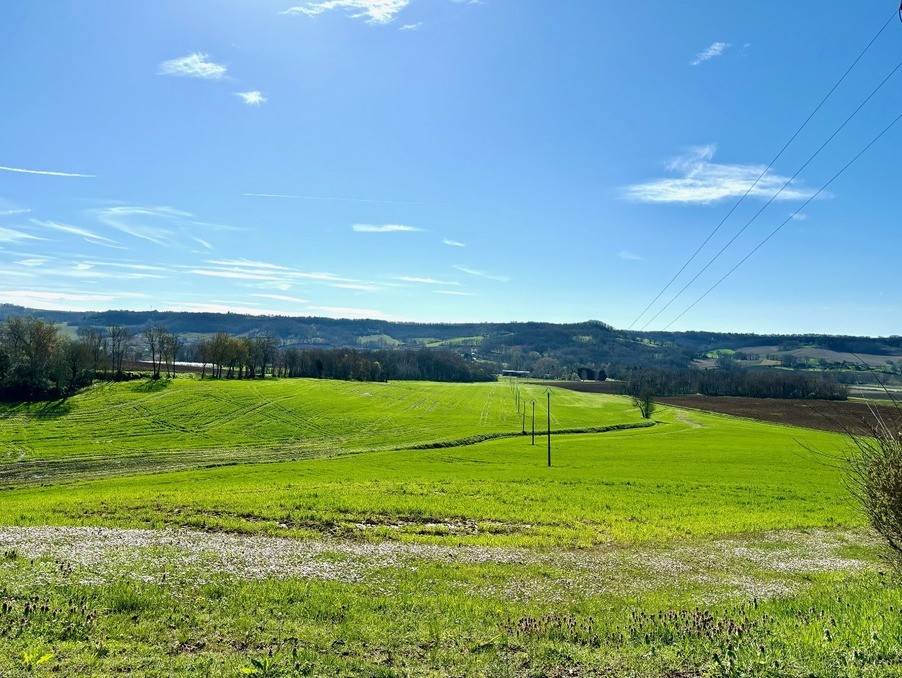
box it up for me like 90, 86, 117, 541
846, 406, 902, 573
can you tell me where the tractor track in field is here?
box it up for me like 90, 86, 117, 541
0, 422, 658, 487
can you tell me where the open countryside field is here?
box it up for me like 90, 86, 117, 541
0, 380, 646, 485
0, 379, 899, 676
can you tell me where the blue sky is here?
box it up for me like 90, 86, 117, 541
1, 1, 899, 334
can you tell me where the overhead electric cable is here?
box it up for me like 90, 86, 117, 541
637, 56, 902, 331
659, 110, 902, 331
627, 9, 898, 330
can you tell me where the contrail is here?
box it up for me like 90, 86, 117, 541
243, 192, 439, 206
0, 165, 95, 178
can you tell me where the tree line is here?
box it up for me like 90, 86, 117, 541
617, 366, 849, 401
0, 316, 497, 401
192, 332, 496, 383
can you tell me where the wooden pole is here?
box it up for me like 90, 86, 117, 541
547, 390, 551, 467
531, 400, 535, 445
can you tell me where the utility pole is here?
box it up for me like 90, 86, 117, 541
547, 389, 551, 467
531, 400, 535, 445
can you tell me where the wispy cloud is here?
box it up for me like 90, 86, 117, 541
245, 192, 437, 206
88, 205, 221, 248
236, 91, 267, 105
790, 212, 808, 221
352, 223, 423, 233
691, 41, 730, 66
0, 227, 42, 243
190, 260, 359, 286
399, 22, 422, 30
250, 293, 310, 304
158, 53, 227, 80
32, 219, 118, 245
0, 199, 30, 217
208, 259, 292, 271
308, 305, 404, 321
23, 261, 167, 281
15, 258, 48, 267
442, 238, 465, 247
454, 265, 509, 282
623, 145, 817, 204
0, 165, 94, 178
330, 283, 381, 291
397, 276, 460, 286
0, 289, 140, 311
618, 250, 644, 261
435, 290, 477, 296
282, 0, 410, 24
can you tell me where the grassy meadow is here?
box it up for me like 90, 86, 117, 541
0, 377, 899, 676
0, 379, 644, 484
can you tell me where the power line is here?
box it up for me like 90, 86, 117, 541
627, 9, 898, 331
638, 56, 902, 331
660, 110, 902, 331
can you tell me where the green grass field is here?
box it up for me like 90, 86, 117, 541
0, 377, 898, 676
0, 379, 644, 484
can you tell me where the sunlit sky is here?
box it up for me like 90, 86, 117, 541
1, 1, 900, 334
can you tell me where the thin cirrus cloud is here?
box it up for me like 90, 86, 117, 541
87, 205, 231, 249
352, 223, 423, 233
0, 165, 95, 178
190, 260, 360, 287
158, 53, 227, 79
0, 227, 42, 243
691, 41, 731, 66
442, 238, 465, 247
618, 250, 644, 261
250, 293, 310, 304
307, 305, 405, 321
245, 192, 438, 206
397, 276, 460, 286
31, 219, 118, 245
622, 145, 818, 204
0, 289, 147, 312
236, 91, 267, 105
453, 265, 509, 283
399, 22, 422, 31
282, 0, 411, 25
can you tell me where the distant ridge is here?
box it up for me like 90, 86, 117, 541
1, 304, 899, 373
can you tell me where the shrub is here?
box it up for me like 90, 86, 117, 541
846, 405, 902, 573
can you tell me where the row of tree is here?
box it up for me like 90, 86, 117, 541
0, 315, 195, 400
618, 366, 849, 400
0, 316, 498, 401
191, 332, 496, 383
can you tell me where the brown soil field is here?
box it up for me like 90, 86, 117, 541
545, 381, 900, 435
658, 396, 900, 436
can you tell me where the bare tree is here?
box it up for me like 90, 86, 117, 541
160, 331, 184, 378
107, 325, 132, 377
197, 337, 212, 379
142, 324, 167, 379
77, 327, 107, 376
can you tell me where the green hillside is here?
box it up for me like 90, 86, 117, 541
0, 378, 643, 484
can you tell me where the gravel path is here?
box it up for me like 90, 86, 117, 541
0, 525, 876, 602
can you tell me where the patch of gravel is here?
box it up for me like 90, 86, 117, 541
0, 526, 877, 603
